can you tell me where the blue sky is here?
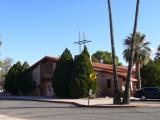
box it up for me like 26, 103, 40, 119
0, 0, 159, 66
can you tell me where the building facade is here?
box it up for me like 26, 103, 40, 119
28, 56, 58, 96
28, 56, 137, 97
93, 63, 137, 97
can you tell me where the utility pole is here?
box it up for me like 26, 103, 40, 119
74, 31, 91, 54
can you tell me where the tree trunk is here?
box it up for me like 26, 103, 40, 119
136, 62, 141, 89
122, 0, 140, 104
107, 0, 121, 104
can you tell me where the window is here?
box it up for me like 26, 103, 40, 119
143, 88, 160, 92
106, 79, 111, 88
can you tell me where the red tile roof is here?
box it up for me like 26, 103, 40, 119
92, 62, 137, 81
28, 56, 137, 82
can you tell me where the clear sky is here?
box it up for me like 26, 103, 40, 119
0, 0, 159, 66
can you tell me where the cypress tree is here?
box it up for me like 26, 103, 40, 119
4, 64, 16, 94
19, 61, 32, 95
4, 61, 23, 95
4, 61, 32, 95
70, 46, 96, 98
52, 48, 73, 98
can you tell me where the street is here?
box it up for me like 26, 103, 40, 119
0, 100, 160, 120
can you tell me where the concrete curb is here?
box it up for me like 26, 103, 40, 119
76, 105, 139, 108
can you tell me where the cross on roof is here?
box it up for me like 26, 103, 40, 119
74, 31, 91, 54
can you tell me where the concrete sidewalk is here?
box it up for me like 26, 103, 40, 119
0, 96, 113, 105
60, 97, 160, 108
0, 96, 160, 108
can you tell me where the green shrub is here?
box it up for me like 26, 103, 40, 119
141, 62, 160, 87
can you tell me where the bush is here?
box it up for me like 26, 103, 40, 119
141, 62, 160, 87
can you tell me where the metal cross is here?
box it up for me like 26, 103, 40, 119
74, 31, 91, 54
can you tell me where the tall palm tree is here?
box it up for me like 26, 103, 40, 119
107, 0, 121, 104
122, 0, 140, 104
154, 45, 160, 61
123, 32, 151, 89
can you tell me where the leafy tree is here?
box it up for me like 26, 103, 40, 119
107, 0, 121, 104
18, 62, 32, 95
92, 51, 121, 65
4, 64, 15, 94
123, 32, 151, 89
154, 45, 160, 62
123, 0, 140, 104
52, 48, 73, 98
0, 58, 13, 81
4, 61, 32, 95
22, 61, 30, 70
4, 61, 23, 95
141, 62, 160, 87
69, 46, 96, 98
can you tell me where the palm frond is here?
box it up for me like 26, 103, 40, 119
123, 32, 151, 65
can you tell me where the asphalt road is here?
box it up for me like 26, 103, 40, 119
0, 100, 160, 120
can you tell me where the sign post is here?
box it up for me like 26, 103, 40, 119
88, 89, 92, 106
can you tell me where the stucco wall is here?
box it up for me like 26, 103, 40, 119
96, 71, 126, 97
40, 62, 56, 80
32, 65, 40, 85
39, 62, 56, 96
96, 70, 136, 97
96, 71, 115, 97
31, 65, 40, 95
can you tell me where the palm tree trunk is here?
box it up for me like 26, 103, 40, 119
136, 62, 141, 89
122, 0, 140, 104
107, 0, 121, 104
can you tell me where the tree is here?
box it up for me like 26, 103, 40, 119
4, 61, 23, 95
69, 46, 96, 98
141, 62, 160, 87
18, 61, 32, 95
52, 48, 73, 98
107, 0, 121, 104
154, 45, 160, 62
92, 51, 121, 65
22, 61, 30, 70
4, 64, 15, 94
4, 61, 32, 95
123, 0, 140, 104
0, 58, 13, 80
0, 42, 13, 81
123, 32, 151, 89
